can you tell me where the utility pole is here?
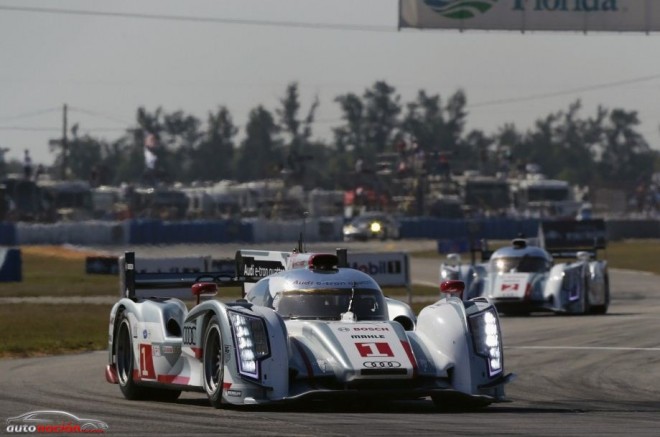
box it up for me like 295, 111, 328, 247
61, 103, 68, 180
49, 104, 69, 180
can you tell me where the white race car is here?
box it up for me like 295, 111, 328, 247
440, 221, 610, 315
105, 248, 513, 409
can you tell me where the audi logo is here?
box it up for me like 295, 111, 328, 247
362, 361, 401, 368
337, 327, 350, 332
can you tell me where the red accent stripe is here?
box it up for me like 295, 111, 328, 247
105, 364, 118, 384
222, 382, 232, 390
291, 338, 316, 388
400, 340, 418, 377
157, 374, 191, 385
133, 369, 141, 381
191, 347, 203, 360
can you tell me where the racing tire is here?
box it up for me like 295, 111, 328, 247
582, 274, 592, 315
115, 315, 149, 400
590, 272, 610, 315
203, 315, 225, 409
115, 314, 181, 402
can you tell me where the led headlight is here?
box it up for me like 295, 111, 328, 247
228, 311, 270, 380
468, 309, 503, 377
370, 222, 382, 233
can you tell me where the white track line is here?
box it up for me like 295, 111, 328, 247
507, 345, 660, 352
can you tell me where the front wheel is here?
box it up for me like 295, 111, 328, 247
203, 316, 224, 408
115, 314, 181, 401
590, 273, 610, 315
116, 316, 147, 400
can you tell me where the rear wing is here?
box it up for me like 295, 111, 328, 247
121, 252, 242, 300
122, 249, 350, 300
235, 248, 349, 296
538, 219, 607, 259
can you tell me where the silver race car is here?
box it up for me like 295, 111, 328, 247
106, 248, 513, 409
440, 220, 610, 315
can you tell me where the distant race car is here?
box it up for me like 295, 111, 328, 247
105, 247, 513, 410
343, 212, 401, 241
439, 220, 610, 315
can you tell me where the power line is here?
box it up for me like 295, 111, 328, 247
68, 106, 132, 125
0, 126, 125, 133
468, 73, 660, 109
0, 107, 60, 121
0, 5, 395, 33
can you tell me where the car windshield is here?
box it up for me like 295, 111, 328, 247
273, 288, 386, 321
492, 256, 550, 273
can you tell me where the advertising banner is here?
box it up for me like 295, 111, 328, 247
399, 0, 660, 33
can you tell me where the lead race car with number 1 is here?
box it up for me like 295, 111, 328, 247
105, 247, 513, 409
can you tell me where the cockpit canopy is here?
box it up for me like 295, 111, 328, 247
490, 241, 553, 274
491, 256, 551, 273
245, 267, 388, 321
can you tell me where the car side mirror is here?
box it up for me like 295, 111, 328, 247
191, 282, 218, 305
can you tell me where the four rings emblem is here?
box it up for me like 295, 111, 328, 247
363, 361, 401, 368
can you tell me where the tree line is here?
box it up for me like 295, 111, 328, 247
11, 81, 660, 195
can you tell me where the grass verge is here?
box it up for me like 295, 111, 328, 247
0, 246, 117, 297
0, 303, 111, 358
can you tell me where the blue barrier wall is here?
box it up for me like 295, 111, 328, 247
10, 218, 659, 246
0, 248, 21, 282
128, 220, 254, 245
0, 222, 17, 245
399, 218, 539, 240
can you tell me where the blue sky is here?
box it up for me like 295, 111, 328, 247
1, 0, 659, 166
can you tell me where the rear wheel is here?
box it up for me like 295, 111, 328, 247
203, 316, 224, 408
115, 314, 181, 401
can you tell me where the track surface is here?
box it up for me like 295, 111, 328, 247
1, 242, 660, 435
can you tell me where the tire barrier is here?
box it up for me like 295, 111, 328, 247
0, 247, 21, 282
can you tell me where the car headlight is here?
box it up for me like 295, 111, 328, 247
468, 309, 502, 377
370, 222, 382, 233
228, 311, 270, 380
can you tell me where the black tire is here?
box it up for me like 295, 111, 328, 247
582, 273, 592, 315
591, 273, 610, 315
115, 314, 181, 401
115, 315, 148, 400
203, 316, 224, 408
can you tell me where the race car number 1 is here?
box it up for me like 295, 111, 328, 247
140, 344, 156, 379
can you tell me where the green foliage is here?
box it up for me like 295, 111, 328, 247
41, 83, 658, 196
235, 106, 282, 182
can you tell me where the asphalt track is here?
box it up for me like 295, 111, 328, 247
1, 241, 659, 435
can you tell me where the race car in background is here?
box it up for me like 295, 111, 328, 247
343, 212, 401, 241
439, 219, 610, 315
105, 247, 513, 410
